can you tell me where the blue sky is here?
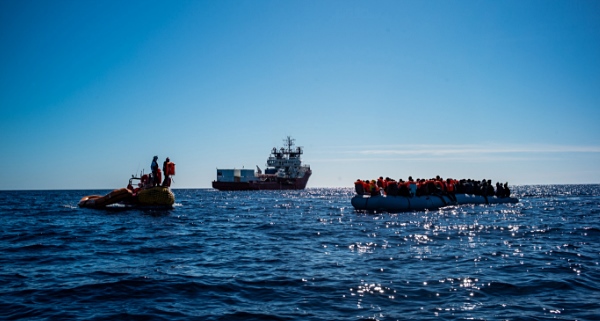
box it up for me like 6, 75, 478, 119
1, 0, 599, 190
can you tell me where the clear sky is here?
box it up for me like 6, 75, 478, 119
1, 0, 599, 190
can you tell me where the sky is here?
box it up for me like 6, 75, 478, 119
1, 0, 599, 190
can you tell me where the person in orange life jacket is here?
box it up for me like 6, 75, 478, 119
354, 179, 365, 195
416, 179, 427, 196
362, 179, 370, 193
162, 157, 172, 187
385, 177, 398, 196
398, 179, 410, 197
376, 177, 386, 195
446, 178, 455, 194
369, 180, 380, 196
434, 176, 445, 193
151, 156, 160, 187
384, 177, 393, 187
424, 179, 434, 195
423, 179, 432, 195
446, 178, 457, 201
377, 176, 385, 188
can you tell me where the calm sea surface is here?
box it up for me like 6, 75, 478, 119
1, 185, 599, 320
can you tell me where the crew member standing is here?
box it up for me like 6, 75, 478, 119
151, 156, 160, 186
162, 157, 172, 187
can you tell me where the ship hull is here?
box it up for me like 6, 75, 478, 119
212, 171, 311, 191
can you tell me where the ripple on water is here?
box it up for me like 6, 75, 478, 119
0, 186, 599, 320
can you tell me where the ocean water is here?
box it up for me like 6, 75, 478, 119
1, 185, 599, 321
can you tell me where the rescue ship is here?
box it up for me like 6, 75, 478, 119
212, 137, 311, 191
78, 160, 176, 209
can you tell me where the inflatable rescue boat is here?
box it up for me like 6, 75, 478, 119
78, 160, 176, 209
351, 193, 518, 212
78, 186, 175, 209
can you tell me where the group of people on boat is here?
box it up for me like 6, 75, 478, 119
127, 156, 175, 193
151, 156, 175, 187
354, 176, 511, 198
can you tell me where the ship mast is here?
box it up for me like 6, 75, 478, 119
266, 136, 304, 178
284, 136, 295, 153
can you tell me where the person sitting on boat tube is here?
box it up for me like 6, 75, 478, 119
354, 179, 365, 195
376, 177, 387, 194
369, 180, 380, 196
362, 179, 370, 193
501, 182, 511, 198
408, 176, 417, 197
446, 178, 457, 202
385, 178, 399, 196
151, 156, 160, 186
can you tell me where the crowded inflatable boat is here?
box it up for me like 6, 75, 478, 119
352, 176, 518, 212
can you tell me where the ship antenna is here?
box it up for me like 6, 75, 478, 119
284, 136, 295, 153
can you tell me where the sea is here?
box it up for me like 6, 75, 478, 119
1, 185, 599, 321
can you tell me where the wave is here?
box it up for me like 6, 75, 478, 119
1, 187, 599, 320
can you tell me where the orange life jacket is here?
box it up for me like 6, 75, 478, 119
434, 180, 445, 192
362, 181, 370, 191
165, 162, 176, 176
377, 178, 386, 188
156, 168, 162, 184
